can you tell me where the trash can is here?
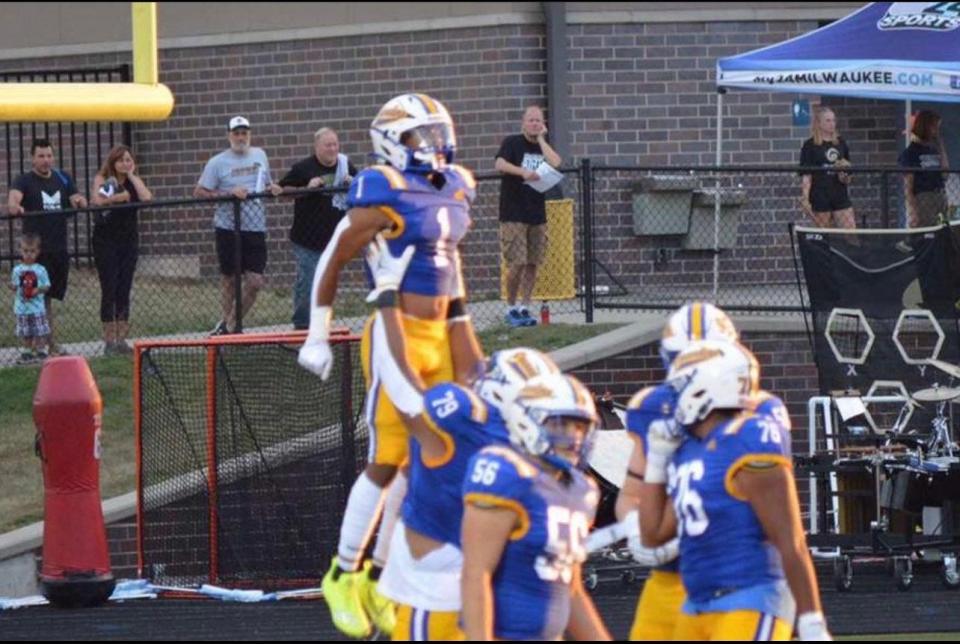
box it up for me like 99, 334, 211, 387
631, 175, 697, 236
683, 187, 747, 250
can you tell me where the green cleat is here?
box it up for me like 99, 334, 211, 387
359, 561, 396, 636
322, 557, 372, 639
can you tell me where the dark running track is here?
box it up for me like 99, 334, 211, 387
2, 561, 959, 640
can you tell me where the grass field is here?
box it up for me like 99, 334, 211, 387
0, 321, 621, 533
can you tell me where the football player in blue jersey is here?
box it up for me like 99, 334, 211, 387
640, 341, 830, 641
362, 233, 561, 640
297, 93, 479, 638
460, 372, 612, 641
600, 302, 793, 641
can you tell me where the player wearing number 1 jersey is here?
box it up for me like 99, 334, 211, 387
461, 373, 611, 641
297, 93, 478, 639
640, 341, 830, 641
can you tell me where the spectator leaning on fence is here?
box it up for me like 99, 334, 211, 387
91, 144, 153, 355
495, 105, 561, 328
7, 138, 88, 355
279, 127, 356, 330
194, 116, 283, 335
799, 106, 855, 230
900, 110, 950, 228
9, 233, 51, 365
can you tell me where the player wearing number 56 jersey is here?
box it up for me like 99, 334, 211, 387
461, 374, 611, 641
362, 230, 565, 640
640, 341, 830, 641
298, 93, 479, 639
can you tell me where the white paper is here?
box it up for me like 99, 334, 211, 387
834, 396, 866, 422
524, 161, 564, 193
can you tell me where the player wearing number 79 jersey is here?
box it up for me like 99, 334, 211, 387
461, 374, 611, 641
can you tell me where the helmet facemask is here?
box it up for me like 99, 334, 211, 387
369, 94, 457, 173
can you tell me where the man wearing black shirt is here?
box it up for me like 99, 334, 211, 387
7, 139, 88, 354
495, 106, 561, 327
279, 128, 356, 329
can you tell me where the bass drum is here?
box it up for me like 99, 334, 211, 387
586, 399, 632, 529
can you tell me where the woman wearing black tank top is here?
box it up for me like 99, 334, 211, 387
91, 145, 153, 354
799, 106, 855, 229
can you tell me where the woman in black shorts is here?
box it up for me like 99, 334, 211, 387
799, 106, 855, 229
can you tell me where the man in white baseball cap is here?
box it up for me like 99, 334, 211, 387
195, 115, 283, 335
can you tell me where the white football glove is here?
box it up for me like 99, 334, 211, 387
644, 419, 682, 484
797, 612, 832, 641
630, 536, 679, 567
621, 510, 679, 566
364, 235, 415, 303
585, 511, 680, 567
298, 305, 333, 380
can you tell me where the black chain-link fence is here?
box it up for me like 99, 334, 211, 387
4, 163, 958, 367
1, 171, 588, 366
583, 165, 960, 319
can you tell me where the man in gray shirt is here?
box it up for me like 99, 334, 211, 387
194, 116, 283, 334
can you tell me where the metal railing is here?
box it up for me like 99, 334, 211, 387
0, 171, 587, 365
580, 164, 960, 320
4, 162, 957, 366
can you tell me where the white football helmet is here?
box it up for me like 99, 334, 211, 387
369, 93, 456, 173
502, 373, 599, 471
660, 302, 738, 370
472, 348, 560, 412
667, 340, 759, 427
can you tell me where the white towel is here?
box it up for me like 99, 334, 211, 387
332, 153, 350, 210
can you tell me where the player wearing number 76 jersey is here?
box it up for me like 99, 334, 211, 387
640, 340, 830, 641
461, 373, 611, 641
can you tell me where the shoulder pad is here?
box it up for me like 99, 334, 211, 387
447, 164, 476, 190
749, 390, 791, 432
722, 413, 788, 457
424, 382, 489, 429
463, 446, 535, 540
625, 384, 675, 440
346, 166, 407, 208
627, 384, 675, 413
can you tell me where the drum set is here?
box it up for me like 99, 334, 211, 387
810, 359, 960, 592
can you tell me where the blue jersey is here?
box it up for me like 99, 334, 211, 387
625, 383, 681, 573
667, 412, 792, 614
463, 446, 599, 641
347, 163, 474, 297
402, 383, 509, 547
626, 385, 791, 458
747, 391, 792, 457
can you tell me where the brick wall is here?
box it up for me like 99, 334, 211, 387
570, 330, 820, 453
98, 329, 820, 578
0, 20, 904, 300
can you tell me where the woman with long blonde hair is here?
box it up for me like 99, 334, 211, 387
91, 144, 153, 354
799, 106, 855, 229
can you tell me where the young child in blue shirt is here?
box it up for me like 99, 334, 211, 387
9, 233, 51, 364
